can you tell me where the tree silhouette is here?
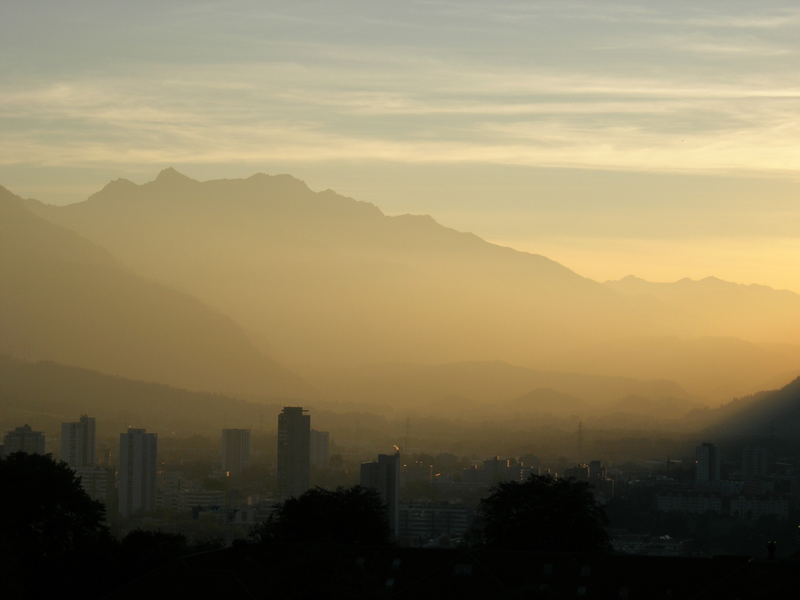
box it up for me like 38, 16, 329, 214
0, 452, 112, 596
254, 486, 390, 545
0, 452, 107, 554
469, 474, 609, 553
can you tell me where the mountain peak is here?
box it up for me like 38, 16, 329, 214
153, 167, 195, 185
100, 177, 136, 192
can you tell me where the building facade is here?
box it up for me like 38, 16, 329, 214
695, 443, 720, 484
277, 407, 310, 499
221, 428, 251, 478
398, 501, 474, 544
360, 451, 400, 537
3, 424, 46, 455
310, 429, 330, 468
75, 465, 113, 505
118, 428, 158, 518
61, 415, 96, 468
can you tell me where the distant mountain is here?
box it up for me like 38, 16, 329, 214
0, 355, 277, 436
310, 360, 693, 419
704, 376, 800, 438
24, 169, 800, 400
25, 169, 629, 367
510, 388, 586, 415
0, 185, 302, 397
553, 335, 800, 401
606, 275, 800, 345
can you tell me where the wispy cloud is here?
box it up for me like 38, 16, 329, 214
2, 1, 800, 177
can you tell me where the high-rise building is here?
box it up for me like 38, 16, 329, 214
695, 442, 720, 484
360, 451, 400, 537
61, 415, 96, 468
118, 428, 158, 518
310, 429, 330, 468
221, 428, 251, 478
75, 466, 113, 505
3, 424, 46, 455
277, 407, 310, 499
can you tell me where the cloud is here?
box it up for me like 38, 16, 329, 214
2, 2, 800, 176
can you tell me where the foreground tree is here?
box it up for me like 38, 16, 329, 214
0, 452, 112, 596
254, 486, 390, 545
469, 474, 609, 553
0, 452, 108, 555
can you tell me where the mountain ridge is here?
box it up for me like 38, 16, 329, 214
0, 184, 304, 398
18, 168, 800, 401
704, 375, 800, 438
0, 354, 278, 435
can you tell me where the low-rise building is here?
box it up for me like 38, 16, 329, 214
399, 501, 474, 545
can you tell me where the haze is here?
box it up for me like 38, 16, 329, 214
8, 5, 800, 587
3, 1, 800, 291
1, 1, 800, 420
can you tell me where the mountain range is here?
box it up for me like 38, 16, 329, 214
704, 376, 800, 439
313, 360, 694, 420
21, 168, 800, 403
3, 168, 798, 417
0, 184, 301, 398
0, 354, 277, 436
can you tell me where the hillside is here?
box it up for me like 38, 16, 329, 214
311, 360, 695, 419
704, 376, 800, 439
25, 170, 629, 367
25, 169, 800, 401
0, 355, 277, 436
0, 185, 302, 397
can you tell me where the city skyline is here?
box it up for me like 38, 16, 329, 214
2, 2, 800, 582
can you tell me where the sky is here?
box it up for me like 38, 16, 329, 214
2, 0, 799, 290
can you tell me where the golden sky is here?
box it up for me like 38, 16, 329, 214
2, 1, 799, 290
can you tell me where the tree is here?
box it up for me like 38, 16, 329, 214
118, 530, 191, 575
0, 452, 112, 596
254, 486, 390, 545
469, 474, 609, 553
0, 452, 108, 555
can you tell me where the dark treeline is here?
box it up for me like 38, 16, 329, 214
0, 452, 608, 598
4, 452, 799, 598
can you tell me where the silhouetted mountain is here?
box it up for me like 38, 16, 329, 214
509, 387, 700, 421
607, 275, 800, 345
24, 170, 800, 400
25, 170, 626, 366
0, 355, 278, 435
312, 361, 693, 419
705, 376, 800, 438
0, 186, 301, 397
557, 335, 800, 401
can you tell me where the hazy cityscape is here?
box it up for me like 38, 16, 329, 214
4, 401, 799, 556
4, 1, 800, 598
